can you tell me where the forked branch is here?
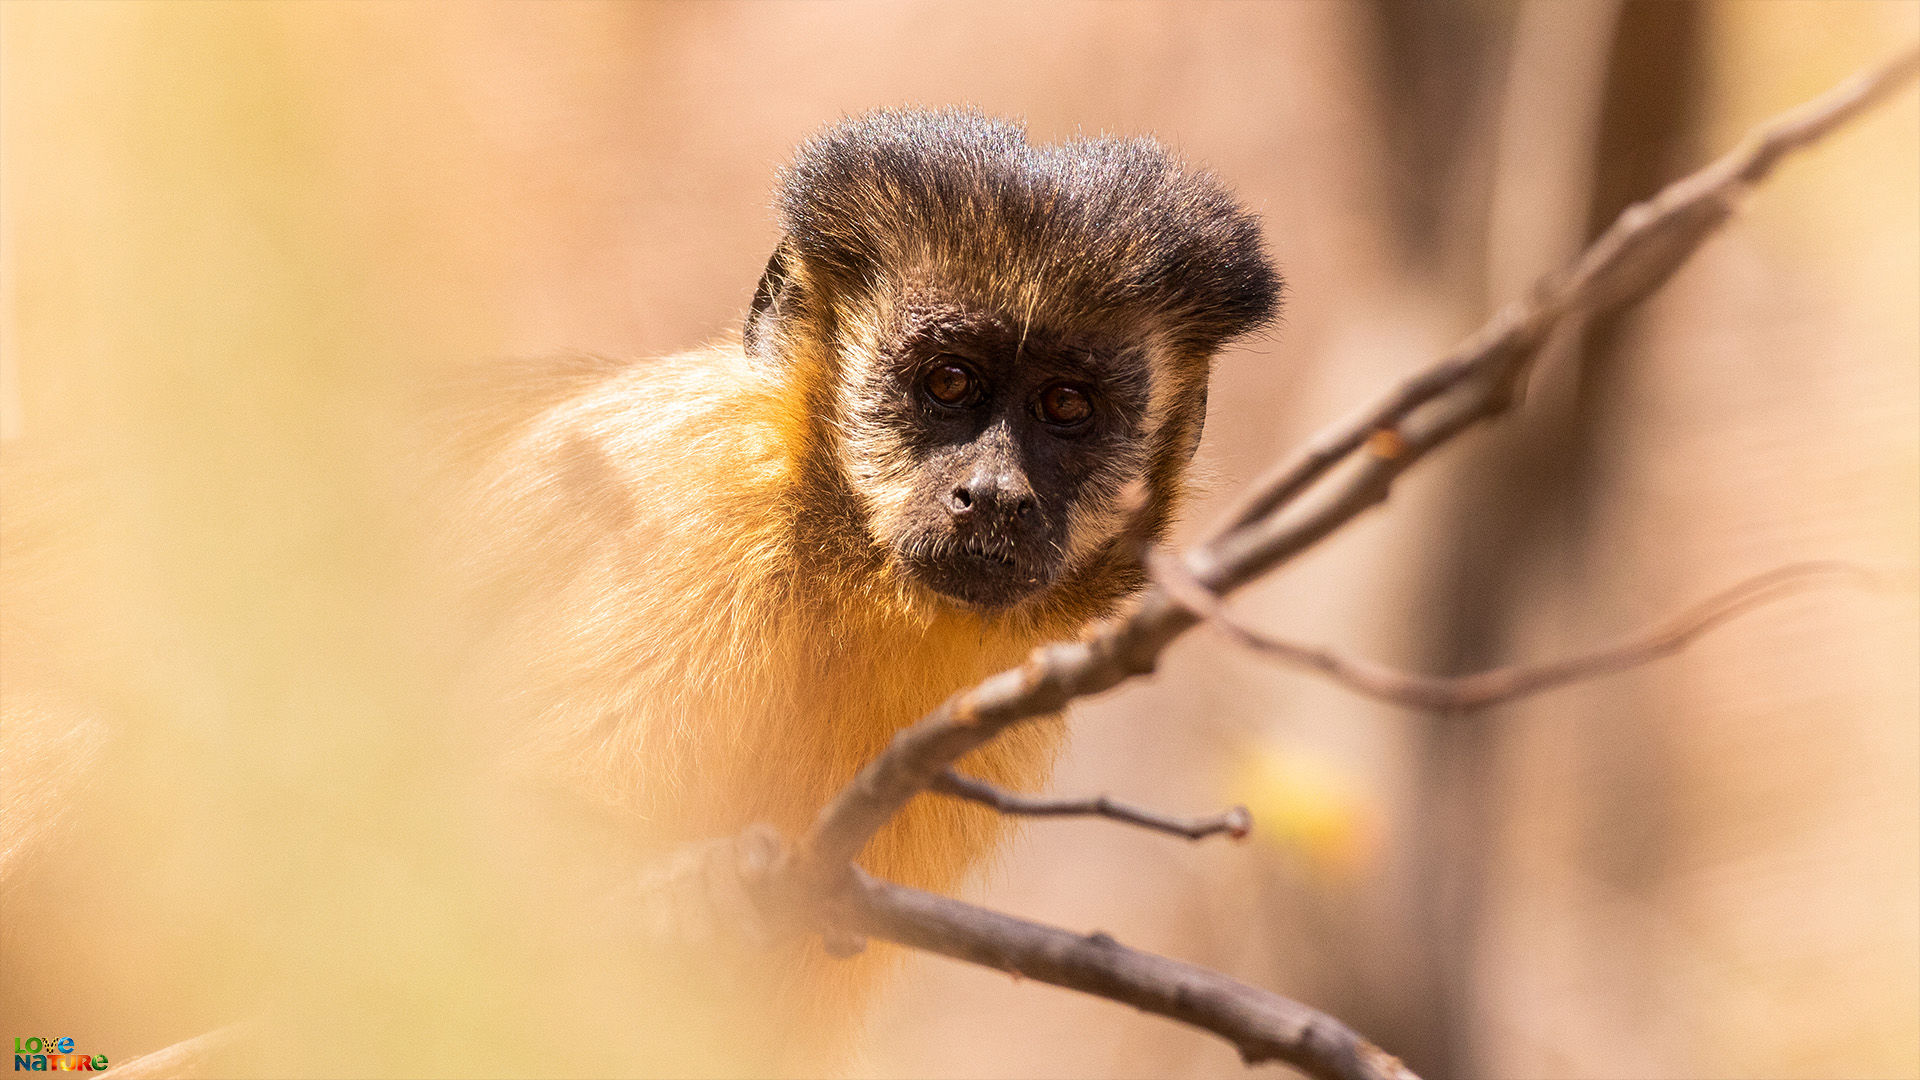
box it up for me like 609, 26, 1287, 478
791, 43, 1920, 1080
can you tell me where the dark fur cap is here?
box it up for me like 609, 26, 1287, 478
748, 107, 1280, 359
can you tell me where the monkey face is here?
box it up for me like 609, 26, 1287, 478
841, 303, 1159, 610
753, 109, 1281, 613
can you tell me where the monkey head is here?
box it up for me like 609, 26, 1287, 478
746, 108, 1280, 613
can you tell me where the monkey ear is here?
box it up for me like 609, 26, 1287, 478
744, 238, 798, 364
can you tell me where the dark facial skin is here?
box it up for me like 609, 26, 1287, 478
872, 304, 1153, 609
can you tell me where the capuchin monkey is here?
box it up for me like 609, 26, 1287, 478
1, 107, 1277, 1078
443, 106, 1281, 1074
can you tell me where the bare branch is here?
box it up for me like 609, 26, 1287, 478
775, 43, 1920, 1080
841, 870, 1417, 1080
933, 769, 1253, 841
801, 39, 1920, 885
1150, 558, 1874, 712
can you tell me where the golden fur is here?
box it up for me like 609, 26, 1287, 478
448, 344, 1077, 867
438, 343, 1084, 1073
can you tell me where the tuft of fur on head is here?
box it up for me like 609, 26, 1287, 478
757, 107, 1279, 359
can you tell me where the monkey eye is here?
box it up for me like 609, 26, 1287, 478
922, 361, 980, 408
1037, 382, 1094, 428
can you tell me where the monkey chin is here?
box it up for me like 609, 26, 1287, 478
902, 542, 1058, 611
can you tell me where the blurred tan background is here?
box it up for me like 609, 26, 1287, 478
3, 2, 1916, 1078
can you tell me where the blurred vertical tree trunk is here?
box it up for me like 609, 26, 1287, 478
1375, 4, 1707, 1077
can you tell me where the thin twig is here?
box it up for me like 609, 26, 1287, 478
933, 769, 1253, 841
841, 870, 1418, 1080
1150, 558, 1873, 712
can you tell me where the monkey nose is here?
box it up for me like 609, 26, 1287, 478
946, 483, 1034, 522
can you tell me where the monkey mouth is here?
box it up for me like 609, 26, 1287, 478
902, 534, 1055, 609
957, 537, 1016, 566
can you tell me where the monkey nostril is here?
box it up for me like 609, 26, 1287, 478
1011, 496, 1035, 519
947, 487, 974, 516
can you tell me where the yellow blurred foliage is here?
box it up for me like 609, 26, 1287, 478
1231, 743, 1383, 880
